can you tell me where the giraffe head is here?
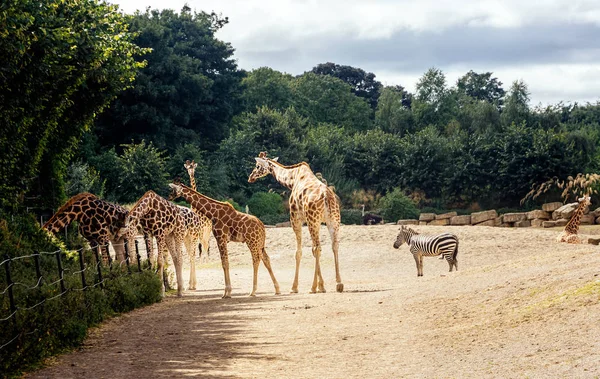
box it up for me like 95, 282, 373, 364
579, 195, 591, 207
168, 182, 184, 201
184, 159, 197, 176
248, 152, 278, 183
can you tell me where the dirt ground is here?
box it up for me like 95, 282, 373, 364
27, 224, 600, 379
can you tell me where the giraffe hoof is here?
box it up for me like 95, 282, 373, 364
336, 283, 344, 292
309, 289, 317, 294
290, 288, 298, 294
249, 293, 256, 297
222, 294, 232, 299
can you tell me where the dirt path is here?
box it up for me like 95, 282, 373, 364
27, 225, 600, 378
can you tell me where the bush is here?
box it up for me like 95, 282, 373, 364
247, 192, 285, 218
341, 209, 363, 225
259, 213, 290, 225
378, 188, 419, 222
0, 211, 162, 376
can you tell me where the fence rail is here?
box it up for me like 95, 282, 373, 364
0, 238, 153, 352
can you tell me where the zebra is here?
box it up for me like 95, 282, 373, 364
393, 225, 459, 277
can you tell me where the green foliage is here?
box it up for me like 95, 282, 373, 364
116, 140, 169, 203
247, 192, 286, 218
378, 188, 419, 222
64, 162, 105, 198
456, 70, 505, 109
501, 80, 531, 127
259, 213, 291, 225
0, 211, 161, 376
0, 0, 147, 210
376, 86, 415, 135
340, 209, 363, 225
242, 67, 294, 111
168, 144, 209, 192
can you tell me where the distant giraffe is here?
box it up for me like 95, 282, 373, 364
168, 182, 280, 298
248, 152, 343, 293
119, 191, 187, 296
43, 193, 128, 262
557, 196, 591, 244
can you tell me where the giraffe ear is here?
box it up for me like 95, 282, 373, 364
272, 157, 279, 162
259, 151, 267, 158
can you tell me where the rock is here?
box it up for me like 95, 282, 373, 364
494, 217, 503, 226
552, 203, 577, 220
474, 219, 495, 227
502, 213, 527, 223
526, 210, 550, 220
596, 216, 600, 225
419, 213, 435, 221
588, 237, 600, 245
592, 207, 600, 218
450, 215, 471, 225
397, 219, 419, 225
385, 222, 396, 225
499, 223, 512, 227
555, 219, 569, 227
435, 212, 457, 220
531, 219, 544, 227
419, 221, 428, 226
276, 221, 291, 228
429, 219, 450, 226
514, 220, 531, 227
542, 220, 556, 228
470, 210, 498, 224
580, 214, 595, 225
542, 202, 563, 212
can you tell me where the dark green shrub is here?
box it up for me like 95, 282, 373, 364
259, 213, 290, 225
247, 192, 285, 218
341, 209, 362, 225
378, 188, 419, 222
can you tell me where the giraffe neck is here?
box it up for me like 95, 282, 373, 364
179, 185, 233, 220
565, 202, 587, 234
268, 161, 313, 190
129, 191, 158, 224
188, 171, 196, 191
42, 193, 92, 232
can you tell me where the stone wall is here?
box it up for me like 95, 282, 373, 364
396, 202, 598, 228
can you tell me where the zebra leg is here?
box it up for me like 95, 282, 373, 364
418, 255, 424, 276
412, 253, 420, 277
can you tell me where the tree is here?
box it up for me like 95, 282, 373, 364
242, 67, 294, 111
501, 80, 530, 127
456, 70, 505, 108
95, 6, 243, 153
311, 62, 383, 109
292, 73, 373, 130
412, 68, 457, 130
375, 86, 415, 135
0, 0, 146, 210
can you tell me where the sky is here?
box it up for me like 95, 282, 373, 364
110, 0, 600, 105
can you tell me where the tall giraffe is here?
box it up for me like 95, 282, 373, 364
183, 159, 212, 255
119, 191, 186, 296
168, 182, 280, 298
248, 152, 344, 293
556, 195, 591, 244
43, 193, 127, 262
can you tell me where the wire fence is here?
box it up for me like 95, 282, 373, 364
0, 238, 154, 352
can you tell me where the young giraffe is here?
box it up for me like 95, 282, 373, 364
168, 182, 280, 298
183, 159, 212, 257
119, 191, 187, 296
556, 195, 591, 244
43, 193, 128, 262
248, 152, 344, 293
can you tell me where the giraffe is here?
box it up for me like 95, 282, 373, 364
118, 190, 187, 296
248, 151, 344, 293
43, 193, 128, 262
183, 159, 212, 256
556, 195, 591, 244
168, 182, 280, 298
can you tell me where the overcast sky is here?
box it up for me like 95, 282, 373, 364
111, 0, 600, 105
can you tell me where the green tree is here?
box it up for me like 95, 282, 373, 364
456, 70, 505, 108
247, 192, 286, 218
412, 68, 457, 130
375, 86, 415, 135
116, 141, 169, 203
310, 62, 383, 109
0, 0, 146, 209
95, 6, 243, 153
378, 188, 419, 222
292, 73, 373, 130
501, 80, 530, 127
242, 67, 294, 111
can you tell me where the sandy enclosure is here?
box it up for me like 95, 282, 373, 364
28, 225, 600, 379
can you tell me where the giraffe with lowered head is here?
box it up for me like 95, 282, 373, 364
248, 152, 343, 293
168, 182, 280, 298
556, 195, 591, 244
43, 193, 128, 262
119, 190, 187, 296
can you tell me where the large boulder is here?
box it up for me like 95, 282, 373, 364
502, 213, 527, 223
552, 203, 577, 220
555, 219, 569, 227
580, 214, 595, 225
435, 212, 457, 220
419, 213, 435, 222
542, 220, 556, 228
397, 219, 419, 225
450, 215, 471, 225
419, 221, 428, 226
526, 210, 550, 220
514, 220, 531, 227
474, 219, 495, 227
470, 210, 498, 225
429, 219, 450, 226
531, 219, 544, 227
542, 202, 563, 212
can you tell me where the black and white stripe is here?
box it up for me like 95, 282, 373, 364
393, 225, 459, 277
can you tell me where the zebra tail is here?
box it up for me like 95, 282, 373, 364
452, 239, 459, 260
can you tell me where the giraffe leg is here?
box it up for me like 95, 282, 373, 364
249, 244, 260, 297
111, 236, 126, 263
184, 235, 197, 290
216, 237, 232, 298
260, 247, 281, 295
291, 215, 303, 293
166, 235, 184, 297
326, 219, 343, 293
156, 238, 167, 296
307, 221, 324, 293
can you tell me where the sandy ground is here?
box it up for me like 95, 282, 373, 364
26, 224, 600, 379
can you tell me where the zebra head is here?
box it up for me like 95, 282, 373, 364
393, 225, 417, 249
